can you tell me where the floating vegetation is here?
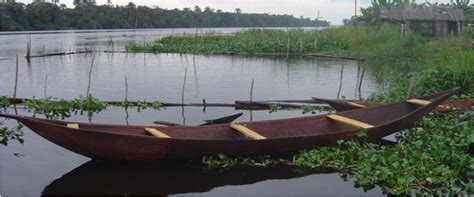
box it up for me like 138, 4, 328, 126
301, 104, 321, 114
203, 154, 288, 168
25, 97, 72, 118
0, 96, 10, 108
268, 104, 282, 113
203, 111, 474, 195
121, 100, 162, 112
71, 95, 107, 113
0, 121, 24, 146
128, 24, 417, 59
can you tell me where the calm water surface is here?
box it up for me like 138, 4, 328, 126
0, 28, 385, 196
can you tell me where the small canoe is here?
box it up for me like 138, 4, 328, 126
313, 94, 472, 112
0, 88, 458, 161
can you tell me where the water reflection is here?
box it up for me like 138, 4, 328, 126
42, 161, 311, 195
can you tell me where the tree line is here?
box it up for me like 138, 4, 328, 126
0, 2, 330, 31
347, 0, 474, 26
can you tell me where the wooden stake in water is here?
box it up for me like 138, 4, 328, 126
182, 67, 187, 106
250, 78, 254, 104
26, 36, 31, 63
337, 63, 345, 99
86, 55, 96, 97
358, 63, 366, 100
250, 78, 254, 121
13, 54, 19, 102
181, 67, 188, 125
124, 76, 128, 102
44, 75, 48, 99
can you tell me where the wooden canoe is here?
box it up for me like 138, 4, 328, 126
0, 88, 458, 161
313, 94, 472, 112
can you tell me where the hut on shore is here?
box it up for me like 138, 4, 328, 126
379, 4, 464, 37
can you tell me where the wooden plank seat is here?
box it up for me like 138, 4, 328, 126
67, 123, 79, 129
406, 99, 431, 106
327, 114, 374, 129
407, 99, 452, 109
145, 128, 171, 138
230, 124, 266, 140
347, 102, 366, 108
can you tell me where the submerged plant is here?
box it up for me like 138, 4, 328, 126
268, 104, 281, 113
0, 122, 24, 146
0, 96, 10, 108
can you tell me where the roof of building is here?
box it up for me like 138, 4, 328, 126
379, 4, 464, 22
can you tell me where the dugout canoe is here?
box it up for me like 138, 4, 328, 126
0, 88, 458, 161
313, 92, 472, 112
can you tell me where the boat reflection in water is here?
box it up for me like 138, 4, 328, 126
42, 160, 325, 196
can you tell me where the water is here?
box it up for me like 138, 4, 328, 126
0, 28, 384, 196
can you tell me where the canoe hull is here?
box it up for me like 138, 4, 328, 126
2, 88, 458, 161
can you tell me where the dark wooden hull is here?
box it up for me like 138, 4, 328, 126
0, 88, 458, 161
314, 95, 472, 112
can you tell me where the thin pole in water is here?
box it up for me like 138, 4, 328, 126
44, 75, 48, 99
337, 62, 345, 99
124, 76, 128, 102
13, 54, 19, 102
181, 67, 188, 125
86, 55, 96, 97
250, 78, 254, 121
358, 64, 366, 100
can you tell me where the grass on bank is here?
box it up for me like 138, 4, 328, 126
127, 24, 425, 58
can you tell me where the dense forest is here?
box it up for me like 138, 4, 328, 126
0, 2, 330, 31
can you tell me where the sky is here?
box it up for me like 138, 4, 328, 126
16, 0, 453, 25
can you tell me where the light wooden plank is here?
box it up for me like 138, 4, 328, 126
407, 99, 431, 106
67, 123, 79, 129
145, 128, 171, 138
230, 124, 266, 140
347, 102, 366, 108
327, 114, 374, 129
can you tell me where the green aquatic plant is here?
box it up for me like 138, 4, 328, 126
268, 104, 281, 113
25, 97, 72, 118
0, 122, 24, 146
203, 111, 474, 195
0, 96, 10, 108
301, 104, 318, 114
71, 95, 107, 113
203, 154, 287, 168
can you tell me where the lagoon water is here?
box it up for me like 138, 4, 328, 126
0, 28, 385, 196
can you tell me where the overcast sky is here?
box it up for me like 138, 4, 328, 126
16, 0, 452, 25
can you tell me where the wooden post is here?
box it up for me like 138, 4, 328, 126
182, 67, 187, 106
26, 36, 31, 63
337, 63, 345, 99
250, 78, 254, 122
358, 63, 365, 100
86, 55, 95, 97
44, 75, 48, 99
250, 79, 254, 105
124, 76, 128, 102
13, 54, 19, 102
